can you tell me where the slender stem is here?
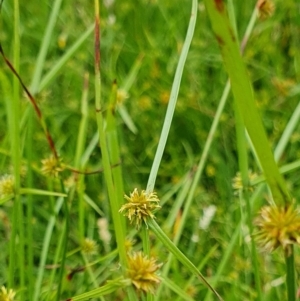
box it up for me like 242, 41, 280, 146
149, 219, 223, 301
146, 0, 197, 193
155, 175, 193, 300
93, 4, 138, 301
203, 220, 242, 301
94, 0, 127, 268
75, 73, 89, 240
33, 197, 64, 301
45, 218, 65, 301
204, 0, 290, 206
39, 25, 94, 92
9, 0, 23, 297
55, 181, 70, 301
25, 108, 34, 301
233, 101, 262, 301
106, 80, 126, 230
30, 0, 63, 94
285, 247, 296, 301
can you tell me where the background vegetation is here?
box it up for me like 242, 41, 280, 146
0, 0, 300, 300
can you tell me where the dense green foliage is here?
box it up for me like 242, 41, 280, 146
0, 0, 300, 300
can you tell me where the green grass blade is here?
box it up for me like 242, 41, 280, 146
286, 247, 296, 301
69, 278, 130, 301
33, 197, 64, 301
203, 0, 290, 206
30, 0, 63, 94
162, 277, 194, 301
149, 219, 223, 301
146, 0, 197, 193
38, 25, 93, 92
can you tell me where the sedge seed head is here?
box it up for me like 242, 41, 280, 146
232, 170, 258, 193
127, 251, 162, 294
119, 188, 161, 229
255, 203, 300, 253
257, 0, 275, 19
117, 89, 129, 105
0, 175, 15, 197
0, 286, 16, 301
81, 238, 98, 255
41, 155, 63, 178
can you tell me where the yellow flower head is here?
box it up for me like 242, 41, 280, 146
117, 89, 129, 105
0, 286, 16, 301
232, 170, 258, 193
81, 238, 98, 255
127, 251, 162, 294
255, 203, 300, 253
257, 0, 275, 19
0, 175, 15, 197
124, 238, 135, 252
119, 188, 161, 229
41, 155, 63, 178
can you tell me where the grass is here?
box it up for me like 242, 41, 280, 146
1, 0, 300, 300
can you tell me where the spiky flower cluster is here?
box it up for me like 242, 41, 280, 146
257, 0, 275, 19
81, 238, 98, 255
255, 203, 300, 253
232, 170, 257, 193
0, 175, 15, 197
41, 155, 63, 178
119, 188, 161, 229
127, 251, 162, 294
0, 286, 16, 301
117, 89, 129, 105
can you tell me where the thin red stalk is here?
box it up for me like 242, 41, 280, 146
0, 44, 59, 159
94, 15, 100, 73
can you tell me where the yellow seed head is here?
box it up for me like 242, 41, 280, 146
0, 175, 15, 197
81, 238, 98, 255
117, 89, 129, 105
257, 0, 275, 19
127, 251, 162, 294
124, 238, 136, 252
41, 155, 63, 178
232, 170, 257, 193
119, 188, 161, 229
0, 286, 16, 301
255, 203, 300, 253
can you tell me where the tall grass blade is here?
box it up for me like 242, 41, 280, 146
146, 0, 197, 193
203, 0, 290, 206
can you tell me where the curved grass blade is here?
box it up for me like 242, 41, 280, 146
146, 0, 198, 193
203, 0, 290, 206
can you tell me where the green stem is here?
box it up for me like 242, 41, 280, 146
70, 278, 131, 301
55, 181, 70, 301
148, 219, 223, 301
46, 217, 66, 301
25, 108, 34, 301
30, 0, 63, 94
93, 3, 138, 300
94, 0, 127, 269
9, 0, 24, 296
285, 247, 296, 301
146, 0, 197, 193
33, 197, 64, 301
233, 100, 262, 301
75, 72, 89, 240
141, 226, 152, 301
155, 172, 193, 300
204, 0, 291, 206
39, 25, 94, 92
106, 80, 126, 230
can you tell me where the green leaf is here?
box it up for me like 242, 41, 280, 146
203, 0, 290, 205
